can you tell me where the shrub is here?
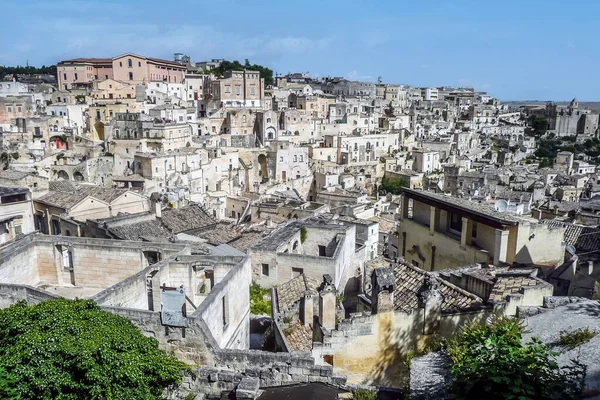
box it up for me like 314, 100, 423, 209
559, 327, 597, 349
0, 298, 186, 399
300, 226, 307, 243
381, 175, 407, 195
0, 365, 18, 400
351, 388, 377, 400
250, 282, 271, 316
447, 316, 586, 400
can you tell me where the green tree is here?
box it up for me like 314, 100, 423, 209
381, 175, 408, 195
0, 64, 57, 79
527, 116, 548, 136
447, 317, 586, 400
0, 298, 186, 400
250, 282, 271, 315
208, 59, 274, 86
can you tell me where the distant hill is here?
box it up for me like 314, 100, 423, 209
503, 101, 600, 112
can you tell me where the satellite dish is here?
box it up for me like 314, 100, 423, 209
495, 199, 508, 212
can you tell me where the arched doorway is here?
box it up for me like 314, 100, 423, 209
258, 154, 268, 182
73, 171, 84, 182
94, 121, 105, 141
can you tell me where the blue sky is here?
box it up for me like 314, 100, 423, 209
1, 0, 598, 101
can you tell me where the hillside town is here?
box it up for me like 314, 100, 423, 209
1, 53, 600, 399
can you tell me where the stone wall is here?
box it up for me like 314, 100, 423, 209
0, 283, 57, 309
175, 350, 348, 398
196, 256, 251, 350
102, 305, 216, 366
0, 234, 189, 290
0, 236, 41, 284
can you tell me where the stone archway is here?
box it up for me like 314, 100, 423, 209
57, 170, 69, 180
73, 171, 84, 182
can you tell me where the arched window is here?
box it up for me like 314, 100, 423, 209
128, 58, 132, 67
128, 72, 133, 81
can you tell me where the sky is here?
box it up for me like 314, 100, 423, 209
1, 0, 599, 101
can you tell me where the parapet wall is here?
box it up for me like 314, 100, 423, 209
176, 350, 348, 398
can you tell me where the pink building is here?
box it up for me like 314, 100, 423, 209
58, 53, 186, 90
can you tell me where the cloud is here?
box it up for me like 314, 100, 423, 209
9, 13, 333, 65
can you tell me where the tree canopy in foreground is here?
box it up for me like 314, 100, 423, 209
0, 298, 186, 400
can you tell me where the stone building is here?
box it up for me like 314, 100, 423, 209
396, 189, 567, 271
57, 54, 186, 90
204, 70, 265, 110
34, 183, 150, 236
542, 99, 599, 137
0, 232, 251, 361
249, 219, 364, 293
0, 186, 35, 244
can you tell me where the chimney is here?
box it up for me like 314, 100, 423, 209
588, 261, 594, 276
418, 276, 444, 335
302, 291, 313, 326
371, 267, 395, 314
154, 200, 162, 218
318, 276, 336, 331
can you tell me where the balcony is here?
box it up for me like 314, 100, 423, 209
399, 217, 490, 270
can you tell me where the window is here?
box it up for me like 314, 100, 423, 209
128, 72, 133, 81
222, 295, 229, 327
138, 61, 141, 67
58, 245, 73, 270
63, 73, 67, 80
74, 73, 78, 80
449, 213, 462, 234
318, 245, 326, 257
119, 61, 122, 67
225, 85, 231, 93
235, 85, 241, 95
7, 106, 12, 113
250, 87, 256, 96
292, 267, 303, 278
261, 264, 269, 276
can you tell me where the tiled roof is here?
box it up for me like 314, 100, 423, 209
37, 185, 129, 210
228, 231, 267, 253
488, 276, 541, 302
276, 275, 320, 313
392, 262, 483, 313
108, 220, 172, 241
49, 180, 77, 192
542, 221, 600, 253
196, 222, 241, 246
0, 170, 31, 180
60, 58, 112, 64
368, 216, 395, 233
285, 323, 313, 352
161, 204, 216, 234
